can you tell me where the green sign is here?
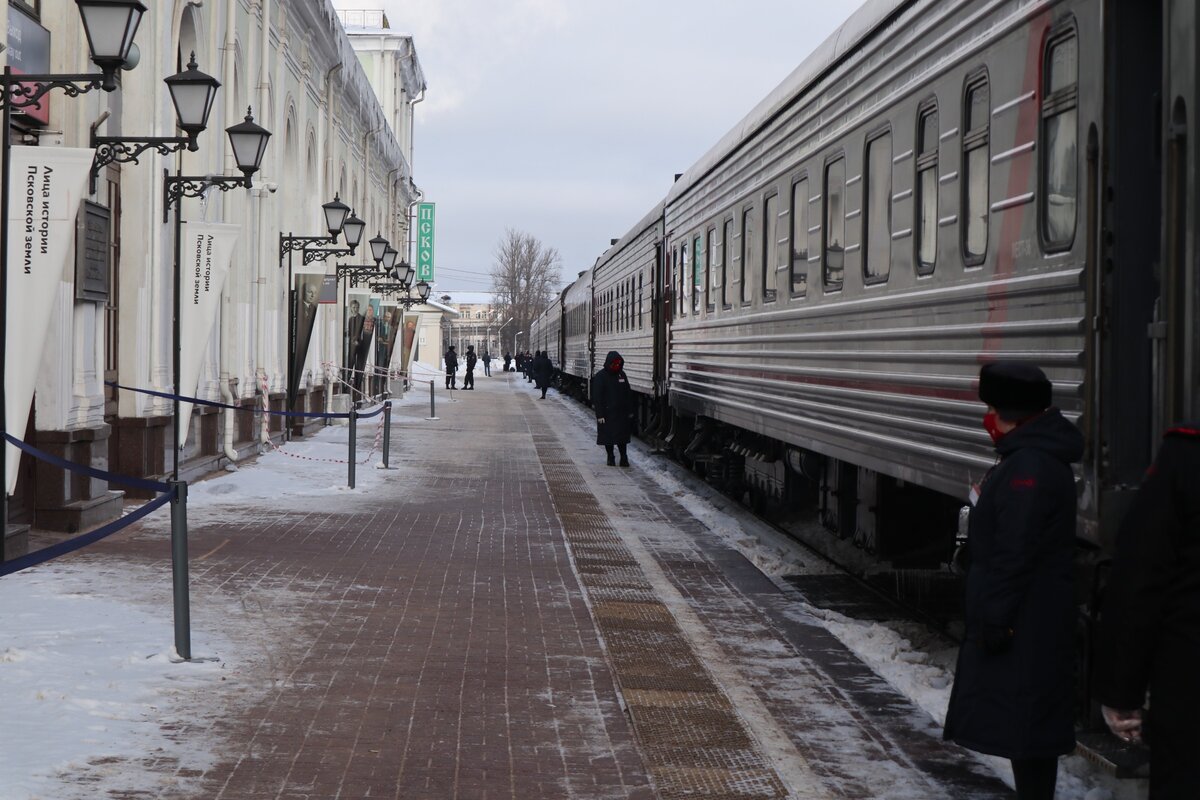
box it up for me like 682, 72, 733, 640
416, 202, 435, 281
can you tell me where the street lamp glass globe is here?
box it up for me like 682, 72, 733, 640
416, 281, 431, 301
225, 107, 271, 177
382, 247, 399, 271
322, 195, 350, 237
342, 211, 366, 252
369, 233, 389, 264
75, 0, 146, 71
164, 52, 220, 140
396, 262, 413, 286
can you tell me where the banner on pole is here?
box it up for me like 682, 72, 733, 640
177, 222, 240, 448
5, 146, 94, 494
289, 271, 324, 411
416, 202, 435, 281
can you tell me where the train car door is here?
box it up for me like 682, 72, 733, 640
651, 240, 669, 397
1159, 0, 1198, 428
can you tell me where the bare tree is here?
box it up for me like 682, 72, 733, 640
490, 229, 561, 352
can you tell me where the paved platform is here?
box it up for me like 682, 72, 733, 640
79, 371, 1010, 799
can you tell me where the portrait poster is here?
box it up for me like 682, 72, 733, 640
178, 221, 240, 446
400, 316, 418, 377
4, 147, 93, 493
288, 272, 323, 411
344, 289, 373, 394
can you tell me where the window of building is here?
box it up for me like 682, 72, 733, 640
741, 205, 756, 304
1042, 26, 1078, 251
693, 234, 703, 313
963, 73, 990, 265
790, 178, 809, 296
763, 194, 779, 301
721, 218, 733, 308
864, 131, 892, 282
915, 103, 939, 274
824, 157, 846, 290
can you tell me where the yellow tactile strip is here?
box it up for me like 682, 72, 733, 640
534, 436, 789, 800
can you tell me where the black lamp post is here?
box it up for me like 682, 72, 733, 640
90, 53, 221, 192
1, 0, 148, 559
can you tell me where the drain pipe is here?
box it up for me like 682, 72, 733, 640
217, 0, 242, 462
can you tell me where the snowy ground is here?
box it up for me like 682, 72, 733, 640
2, 379, 1148, 799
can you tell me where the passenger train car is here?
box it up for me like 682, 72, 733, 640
540, 0, 1198, 588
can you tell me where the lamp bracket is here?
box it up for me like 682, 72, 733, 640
279, 234, 336, 261
302, 247, 352, 266
163, 171, 252, 222
0, 71, 113, 110
91, 135, 192, 193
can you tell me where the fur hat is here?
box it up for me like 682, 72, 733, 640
978, 362, 1052, 420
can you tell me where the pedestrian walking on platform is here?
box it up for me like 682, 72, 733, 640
482, 351, 492, 377
591, 351, 635, 467
1094, 423, 1200, 799
444, 345, 458, 390
503, 351, 512, 373
943, 361, 1083, 800
533, 350, 553, 399
524, 351, 534, 382
463, 345, 477, 390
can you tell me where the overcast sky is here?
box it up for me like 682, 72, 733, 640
337, 1, 860, 291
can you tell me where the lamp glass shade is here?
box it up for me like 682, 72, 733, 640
396, 263, 413, 285
342, 212, 366, 251
369, 233, 389, 264
164, 53, 220, 136
226, 107, 271, 176
382, 247, 399, 271
323, 196, 350, 237
76, 0, 146, 66
417, 281, 431, 301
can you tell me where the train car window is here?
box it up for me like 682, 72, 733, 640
721, 218, 733, 308
706, 228, 716, 311
864, 131, 892, 283
1041, 27, 1078, 251
790, 178, 809, 296
763, 193, 779, 302
671, 246, 680, 316
638, 273, 644, 329
824, 157, 846, 290
916, 103, 939, 274
693, 234, 704, 313
680, 240, 689, 315
741, 205, 757, 305
962, 73, 990, 265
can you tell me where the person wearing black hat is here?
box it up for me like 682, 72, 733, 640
444, 344, 458, 390
463, 345, 477, 390
1094, 422, 1200, 798
944, 361, 1084, 799
591, 351, 635, 466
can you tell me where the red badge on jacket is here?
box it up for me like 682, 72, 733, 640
1010, 477, 1036, 490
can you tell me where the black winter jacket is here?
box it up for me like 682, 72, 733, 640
591, 351, 635, 446
533, 353, 554, 389
465, 351, 477, 371
944, 408, 1084, 759
444, 349, 458, 371
1094, 424, 1200, 796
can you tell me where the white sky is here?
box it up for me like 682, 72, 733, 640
334, 0, 862, 290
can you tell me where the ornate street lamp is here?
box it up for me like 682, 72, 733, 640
416, 281, 432, 302
76, 0, 147, 87
323, 195, 351, 238
382, 246, 399, 272
369, 233, 389, 265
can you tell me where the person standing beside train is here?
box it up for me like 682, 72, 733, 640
533, 350, 553, 399
591, 351, 635, 467
1093, 423, 1200, 798
943, 362, 1083, 800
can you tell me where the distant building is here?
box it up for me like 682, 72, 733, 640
435, 293, 508, 355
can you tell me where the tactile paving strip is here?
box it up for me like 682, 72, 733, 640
535, 438, 789, 800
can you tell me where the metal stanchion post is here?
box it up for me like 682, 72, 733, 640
348, 407, 358, 489
169, 480, 191, 661
430, 380, 436, 419
382, 400, 392, 468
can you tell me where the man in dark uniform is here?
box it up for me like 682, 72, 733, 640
591, 351, 635, 467
1095, 423, 1200, 798
944, 362, 1083, 800
463, 345, 477, 390
444, 344, 458, 390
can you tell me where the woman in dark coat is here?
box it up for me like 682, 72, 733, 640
1094, 423, 1200, 798
532, 351, 554, 399
591, 351, 635, 466
944, 362, 1084, 799
503, 351, 512, 372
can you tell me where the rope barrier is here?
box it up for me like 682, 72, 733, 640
106, 381, 351, 420
4, 434, 172, 494
256, 373, 384, 466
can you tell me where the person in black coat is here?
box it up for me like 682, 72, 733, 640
943, 362, 1084, 800
1094, 423, 1200, 798
503, 351, 512, 372
463, 345, 477, 390
533, 351, 554, 399
591, 350, 635, 467
444, 345, 458, 389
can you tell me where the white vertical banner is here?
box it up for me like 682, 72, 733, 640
177, 222, 240, 448
5, 146, 94, 495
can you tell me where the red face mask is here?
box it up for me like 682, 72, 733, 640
609, 359, 623, 373
982, 411, 1006, 444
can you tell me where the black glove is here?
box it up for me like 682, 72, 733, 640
981, 624, 1014, 655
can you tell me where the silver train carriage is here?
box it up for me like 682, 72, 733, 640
530, 295, 563, 366
559, 268, 595, 397
644, 0, 1199, 560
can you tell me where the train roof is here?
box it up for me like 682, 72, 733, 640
666, 0, 912, 205
598, 200, 666, 267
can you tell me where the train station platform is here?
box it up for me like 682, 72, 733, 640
25, 370, 1023, 799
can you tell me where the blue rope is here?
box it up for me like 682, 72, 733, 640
357, 404, 387, 419
5, 434, 172, 493
0, 490, 175, 577
105, 382, 352, 419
